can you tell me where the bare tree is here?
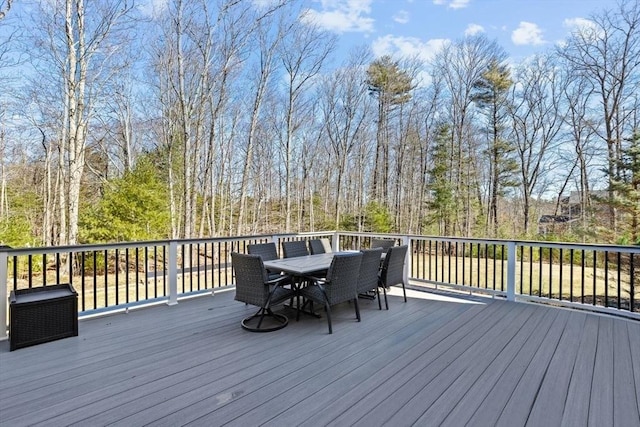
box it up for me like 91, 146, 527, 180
558, 1, 640, 234
278, 13, 335, 232
509, 54, 567, 234
0, 0, 12, 21
559, 72, 601, 237
434, 35, 506, 236
319, 47, 373, 229
23, 0, 135, 245
236, 13, 281, 234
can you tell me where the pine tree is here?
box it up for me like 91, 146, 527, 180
366, 56, 413, 203
472, 59, 518, 235
611, 131, 640, 244
427, 124, 456, 235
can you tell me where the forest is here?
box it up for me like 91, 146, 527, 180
0, 0, 638, 249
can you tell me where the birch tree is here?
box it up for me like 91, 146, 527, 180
278, 15, 335, 232
320, 48, 373, 229
25, 0, 134, 245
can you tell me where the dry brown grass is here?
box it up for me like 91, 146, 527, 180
411, 254, 637, 309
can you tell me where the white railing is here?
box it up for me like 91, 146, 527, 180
2, 231, 638, 340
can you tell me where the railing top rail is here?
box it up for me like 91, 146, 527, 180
343, 233, 639, 253
0, 240, 173, 255
0, 233, 287, 255
1, 231, 638, 255
339, 232, 520, 246
513, 240, 640, 253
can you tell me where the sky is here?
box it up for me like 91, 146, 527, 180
302, 0, 619, 64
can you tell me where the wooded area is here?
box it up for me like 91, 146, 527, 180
0, 0, 638, 248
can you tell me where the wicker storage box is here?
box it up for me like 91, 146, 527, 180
9, 284, 78, 351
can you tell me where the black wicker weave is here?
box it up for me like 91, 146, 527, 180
309, 239, 331, 255
247, 242, 278, 261
247, 242, 281, 280
232, 252, 295, 332
9, 284, 78, 351
371, 238, 395, 253
298, 252, 362, 334
379, 245, 408, 308
282, 240, 309, 258
357, 247, 384, 310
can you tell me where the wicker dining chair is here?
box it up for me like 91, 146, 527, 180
356, 247, 384, 310
378, 245, 408, 308
231, 252, 295, 332
282, 240, 309, 258
298, 252, 363, 334
247, 242, 281, 280
371, 238, 396, 253
308, 239, 325, 255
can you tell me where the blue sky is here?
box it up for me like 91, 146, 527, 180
302, 0, 619, 63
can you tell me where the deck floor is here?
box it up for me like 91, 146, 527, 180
1, 287, 639, 426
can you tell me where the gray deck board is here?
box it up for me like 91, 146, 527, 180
383, 304, 539, 426
561, 314, 601, 426
590, 316, 616, 426
525, 311, 587, 426
438, 303, 564, 426
628, 321, 640, 419
300, 302, 492, 426
613, 316, 640, 427
350, 302, 527, 426
0, 288, 639, 427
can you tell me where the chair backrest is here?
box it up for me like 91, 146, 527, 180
282, 240, 309, 258
247, 242, 278, 261
309, 238, 331, 255
232, 252, 269, 307
380, 245, 408, 288
371, 238, 395, 253
357, 247, 383, 294
324, 252, 362, 304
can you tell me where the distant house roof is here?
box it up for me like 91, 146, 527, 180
539, 215, 571, 224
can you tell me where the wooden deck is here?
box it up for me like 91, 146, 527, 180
1, 287, 639, 426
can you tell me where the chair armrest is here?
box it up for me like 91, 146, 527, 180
266, 275, 290, 286
306, 275, 328, 285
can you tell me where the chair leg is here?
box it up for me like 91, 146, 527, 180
325, 302, 332, 334
241, 307, 288, 332
256, 307, 267, 329
402, 282, 407, 302
354, 297, 361, 321
382, 286, 389, 310
376, 286, 382, 310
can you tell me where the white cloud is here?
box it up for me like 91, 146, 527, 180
139, 0, 169, 18
372, 35, 448, 62
511, 21, 545, 46
464, 23, 484, 36
253, 0, 284, 9
563, 17, 595, 31
302, 0, 374, 33
561, 17, 603, 44
393, 10, 410, 24
433, 0, 470, 9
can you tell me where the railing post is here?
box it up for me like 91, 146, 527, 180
402, 235, 411, 286
167, 241, 178, 306
332, 231, 340, 252
272, 235, 281, 256
0, 249, 8, 340
507, 241, 516, 302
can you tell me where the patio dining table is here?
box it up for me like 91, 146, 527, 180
262, 252, 338, 277
263, 252, 354, 317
